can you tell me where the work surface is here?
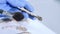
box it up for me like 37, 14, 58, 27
0, 18, 56, 34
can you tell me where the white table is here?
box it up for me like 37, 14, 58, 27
0, 18, 56, 34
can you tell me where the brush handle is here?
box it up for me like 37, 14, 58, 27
19, 8, 42, 21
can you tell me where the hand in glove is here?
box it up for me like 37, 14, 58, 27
7, 0, 35, 20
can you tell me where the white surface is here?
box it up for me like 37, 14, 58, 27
0, 18, 56, 34
28, 0, 60, 34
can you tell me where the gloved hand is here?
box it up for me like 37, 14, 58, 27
6, 0, 35, 20
0, 14, 12, 21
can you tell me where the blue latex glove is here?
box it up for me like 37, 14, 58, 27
0, 0, 35, 20
0, 0, 11, 11
0, 0, 11, 19
0, 14, 8, 17
0, 14, 10, 20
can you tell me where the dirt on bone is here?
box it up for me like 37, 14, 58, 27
13, 12, 24, 21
